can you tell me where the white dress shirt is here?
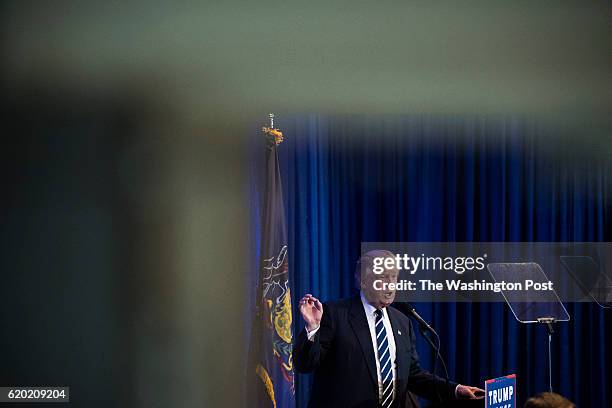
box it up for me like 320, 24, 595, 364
359, 291, 397, 401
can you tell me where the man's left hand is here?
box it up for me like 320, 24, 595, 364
456, 384, 485, 399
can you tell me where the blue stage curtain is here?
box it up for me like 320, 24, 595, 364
251, 114, 611, 407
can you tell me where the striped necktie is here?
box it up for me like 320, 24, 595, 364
374, 309, 394, 408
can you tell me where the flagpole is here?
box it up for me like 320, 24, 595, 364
250, 113, 295, 407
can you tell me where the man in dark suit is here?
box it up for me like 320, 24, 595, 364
293, 250, 484, 408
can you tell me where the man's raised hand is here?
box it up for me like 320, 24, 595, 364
299, 294, 323, 332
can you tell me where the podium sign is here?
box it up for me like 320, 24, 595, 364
485, 374, 516, 408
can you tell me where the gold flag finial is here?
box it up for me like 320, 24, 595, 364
262, 113, 284, 145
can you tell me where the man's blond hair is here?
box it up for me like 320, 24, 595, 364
354, 250, 395, 288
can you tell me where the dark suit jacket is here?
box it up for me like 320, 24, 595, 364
294, 296, 458, 408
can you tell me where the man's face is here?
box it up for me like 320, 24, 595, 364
361, 258, 398, 309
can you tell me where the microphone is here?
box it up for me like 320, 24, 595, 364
393, 302, 449, 405
402, 303, 436, 334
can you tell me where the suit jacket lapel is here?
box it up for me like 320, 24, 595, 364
348, 296, 378, 390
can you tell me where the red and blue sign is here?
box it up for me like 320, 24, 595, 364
485, 374, 516, 408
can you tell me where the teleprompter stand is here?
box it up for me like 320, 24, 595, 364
487, 262, 570, 393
